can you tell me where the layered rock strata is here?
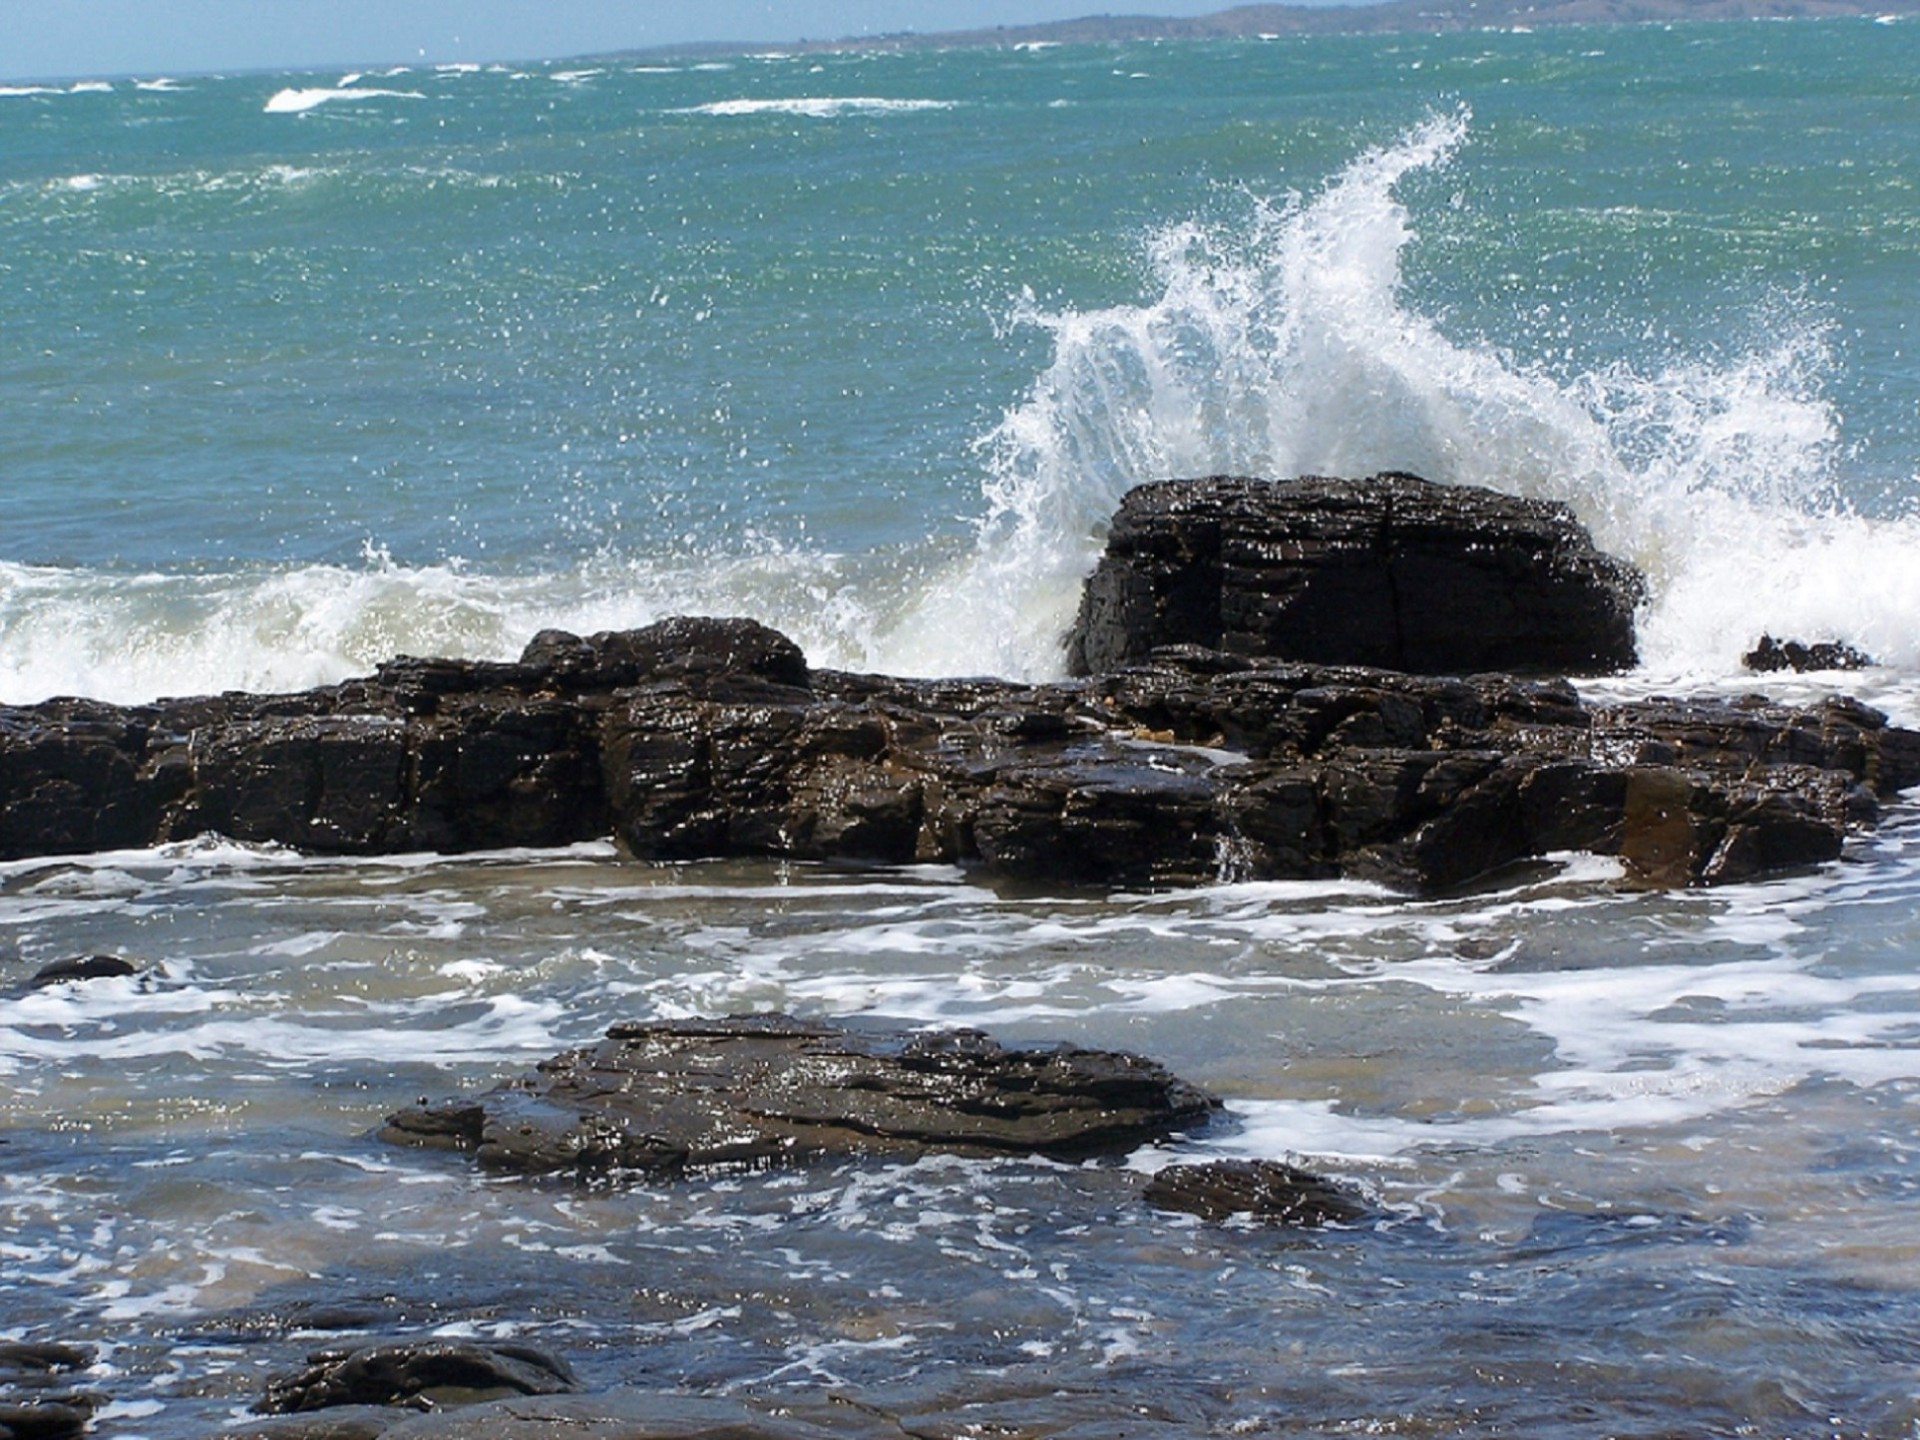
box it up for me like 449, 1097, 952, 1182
382, 1013, 1219, 1176
3, 613, 1915, 891
1067, 473, 1643, 676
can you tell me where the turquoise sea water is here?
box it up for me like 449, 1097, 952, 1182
6, 19, 1920, 1437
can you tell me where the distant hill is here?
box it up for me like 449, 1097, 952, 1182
630, 0, 1920, 56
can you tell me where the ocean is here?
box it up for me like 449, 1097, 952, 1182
4, 16, 1920, 1436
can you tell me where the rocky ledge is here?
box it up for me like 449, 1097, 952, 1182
382, 1013, 1218, 1176
3, 476, 1915, 893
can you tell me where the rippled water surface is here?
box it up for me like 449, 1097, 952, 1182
7, 15, 1920, 1437
5, 827, 1920, 1436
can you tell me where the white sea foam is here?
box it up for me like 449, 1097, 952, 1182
0, 542, 901, 705
684, 97, 956, 118
263, 86, 426, 114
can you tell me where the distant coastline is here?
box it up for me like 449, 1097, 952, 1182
624, 0, 1920, 58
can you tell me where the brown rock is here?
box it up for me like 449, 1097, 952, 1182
382, 1014, 1220, 1177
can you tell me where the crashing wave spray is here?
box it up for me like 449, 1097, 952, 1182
887, 108, 1919, 684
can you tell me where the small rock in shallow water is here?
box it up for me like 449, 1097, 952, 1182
0, 1344, 94, 1375
1143, 1158, 1371, 1226
0, 1399, 97, 1439
26, 955, 138, 989
257, 1340, 577, 1415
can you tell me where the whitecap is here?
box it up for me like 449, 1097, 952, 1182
263, 86, 426, 114
683, 97, 956, 119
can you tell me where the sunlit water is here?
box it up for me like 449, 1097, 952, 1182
5, 18, 1920, 1437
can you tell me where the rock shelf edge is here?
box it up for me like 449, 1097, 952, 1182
4, 474, 1916, 894
4, 612, 1914, 892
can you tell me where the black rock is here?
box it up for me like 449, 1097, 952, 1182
1068, 474, 1643, 676
0, 1399, 96, 1440
26, 955, 138, 989
4, 593, 1917, 892
1143, 1158, 1371, 1225
382, 1013, 1220, 1177
0, 1345, 93, 1375
1743, 634, 1875, 673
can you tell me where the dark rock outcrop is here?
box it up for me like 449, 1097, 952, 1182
1067, 474, 1643, 676
1143, 1158, 1371, 1226
382, 1013, 1219, 1177
1743, 634, 1875, 673
3, 611, 1918, 893
0, 1343, 96, 1440
257, 1341, 576, 1416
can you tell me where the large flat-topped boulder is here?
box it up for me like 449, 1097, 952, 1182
381, 1013, 1220, 1176
1067, 474, 1643, 676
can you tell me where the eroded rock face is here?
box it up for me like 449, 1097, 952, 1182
4, 611, 1917, 894
1067, 474, 1644, 677
381, 1014, 1220, 1177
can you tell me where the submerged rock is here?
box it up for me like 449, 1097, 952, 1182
382, 1013, 1219, 1177
1143, 1158, 1371, 1226
1067, 474, 1643, 676
256, 1340, 577, 1416
226, 1389, 917, 1440
0, 1342, 97, 1440
1743, 634, 1875, 673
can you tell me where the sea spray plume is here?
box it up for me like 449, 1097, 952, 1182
886, 108, 1572, 677
886, 108, 1896, 682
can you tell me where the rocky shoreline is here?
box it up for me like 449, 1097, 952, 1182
7, 474, 1917, 1436
4, 477, 1914, 895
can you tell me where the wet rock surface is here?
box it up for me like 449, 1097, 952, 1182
256, 1341, 577, 1416
1743, 634, 1875, 673
1144, 1158, 1372, 1226
1067, 474, 1643, 676
224, 1390, 923, 1440
2, 611, 1915, 893
382, 1013, 1219, 1176
24, 954, 139, 990
0, 1343, 97, 1440
4, 481, 1916, 895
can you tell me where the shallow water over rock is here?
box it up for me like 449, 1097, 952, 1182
5, 835, 1920, 1435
